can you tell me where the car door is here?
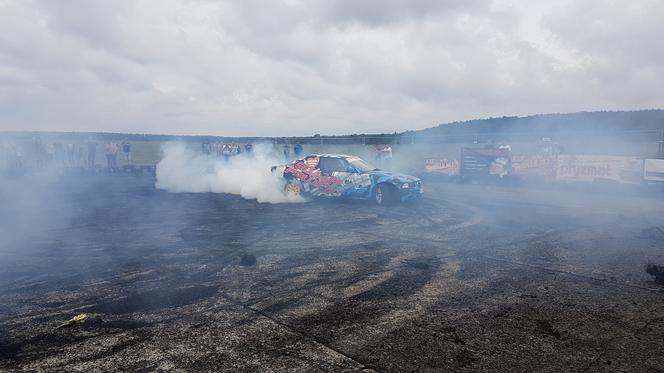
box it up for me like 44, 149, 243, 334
317, 157, 349, 196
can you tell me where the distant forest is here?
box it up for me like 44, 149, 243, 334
410, 110, 664, 142
3, 110, 664, 144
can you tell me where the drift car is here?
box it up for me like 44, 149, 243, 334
272, 154, 422, 205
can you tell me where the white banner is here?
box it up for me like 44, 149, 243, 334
556, 155, 643, 184
644, 159, 664, 182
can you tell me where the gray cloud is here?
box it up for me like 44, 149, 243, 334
0, 0, 662, 136
326, 0, 489, 26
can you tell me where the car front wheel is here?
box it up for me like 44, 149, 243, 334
374, 184, 395, 205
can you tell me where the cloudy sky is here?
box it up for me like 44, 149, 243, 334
0, 0, 662, 136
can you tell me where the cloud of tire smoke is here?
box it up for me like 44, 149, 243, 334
0, 170, 71, 256
155, 143, 303, 203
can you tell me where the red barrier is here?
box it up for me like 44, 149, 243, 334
424, 158, 459, 176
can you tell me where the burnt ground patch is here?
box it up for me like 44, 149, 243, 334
0, 331, 20, 360
1, 174, 664, 371
1, 325, 153, 369
339, 258, 664, 372
253, 258, 448, 361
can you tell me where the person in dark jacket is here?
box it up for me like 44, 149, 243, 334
283, 144, 291, 160
122, 141, 131, 164
87, 141, 97, 169
293, 143, 303, 158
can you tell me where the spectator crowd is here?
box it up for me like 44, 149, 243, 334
0, 137, 133, 171
2, 137, 403, 173
200, 141, 308, 162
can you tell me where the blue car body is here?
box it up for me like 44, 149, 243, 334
279, 154, 422, 203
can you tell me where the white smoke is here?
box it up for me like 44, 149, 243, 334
155, 142, 303, 203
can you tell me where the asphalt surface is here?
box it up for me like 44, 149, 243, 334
1, 173, 664, 372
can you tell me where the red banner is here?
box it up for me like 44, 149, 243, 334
425, 158, 459, 175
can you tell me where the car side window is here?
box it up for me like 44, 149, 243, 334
319, 157, 348, 173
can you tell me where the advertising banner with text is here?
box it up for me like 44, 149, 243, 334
425, 158, 460, 176
556, 155, 643, 184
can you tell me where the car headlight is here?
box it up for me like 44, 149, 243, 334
401, 183, 410, 189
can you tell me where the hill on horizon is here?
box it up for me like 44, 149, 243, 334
2, 109, 664, 143
411, 109, 664, 141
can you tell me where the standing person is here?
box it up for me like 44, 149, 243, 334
282, 143, 290, 161
12, 143, 23, 169
87, 141, 97, 169
53, 142, 64, 166
293, 143, 303, 158
202, 141, 211, 155
104, 142, 114, 170
45, 143, 54, 167
77, 144, 85, 167
66, 143, 75, 166
244, 143, 253, 155
33, 137, 43, 167
111, 142, 119, 168
222, 144, 232, 162
122, 141, 131, 164
381, 144, 393, 169
4, 143, 20, 170
0, 141, 7, 170
373, 144, 383, 168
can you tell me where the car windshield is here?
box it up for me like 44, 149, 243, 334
347, 157, 377, 172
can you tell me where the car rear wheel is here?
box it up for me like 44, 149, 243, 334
374, 184, 396, 205
284, 181, 303, 197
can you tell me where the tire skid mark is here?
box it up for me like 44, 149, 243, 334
214, 291, 382, 372
248, 253, 417, 318
332, 261, 467, 350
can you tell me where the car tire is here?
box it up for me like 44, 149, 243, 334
374, 184, 396, 205
284, 181, 304, 197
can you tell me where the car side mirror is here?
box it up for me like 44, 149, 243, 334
347, 166, 359, 173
